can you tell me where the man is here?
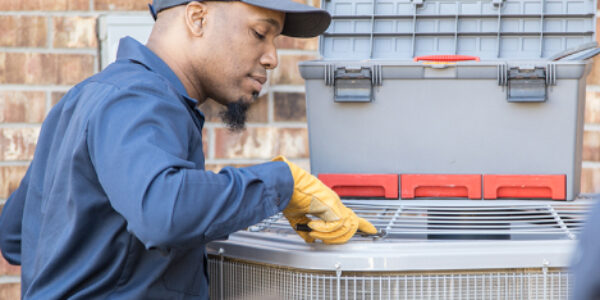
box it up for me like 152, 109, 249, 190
0, 0, 376, 299
571, 195, 600, 299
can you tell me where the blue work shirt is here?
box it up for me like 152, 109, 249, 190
0, 37, 294, 299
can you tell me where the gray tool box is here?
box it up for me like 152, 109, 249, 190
299, 0, 598, 201
206, 1, 599, 298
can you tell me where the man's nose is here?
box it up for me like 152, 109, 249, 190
260, 43, 278, 70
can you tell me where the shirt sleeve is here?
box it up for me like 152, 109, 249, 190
86, 81, 293, 251
0, 167, 30, 265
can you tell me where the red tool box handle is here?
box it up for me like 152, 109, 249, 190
401, 174, 482, 199
318, 174, 399, 199
413, 55, 480, 62
483, 175, 566, 200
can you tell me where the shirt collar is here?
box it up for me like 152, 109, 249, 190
115, 36, 202, 111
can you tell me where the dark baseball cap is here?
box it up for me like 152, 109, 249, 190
149, 0, 331, 38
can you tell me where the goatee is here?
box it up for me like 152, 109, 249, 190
219, 98, 252, 132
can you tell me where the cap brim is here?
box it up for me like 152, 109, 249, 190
241, 0, 331, 38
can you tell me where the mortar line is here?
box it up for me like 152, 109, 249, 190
0, 123, 42, 128
277, 49, 320, 56
46, 90, 52, 117
208, 127, 215, 160
0, 161, 31, 167
582, 161, 600, 168
202, 122, 307, 129
270, 85, 306, 93
268, 90, 274, 124
0, 11, 145, 17
584, 124, 600, 131
0, 276, 21, 284
46, 15, 52, 49
0, 85, 72, 91
0, 47, 97, 54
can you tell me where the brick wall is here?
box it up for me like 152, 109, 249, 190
1, 0, 600, 298
0, 0, 318, 297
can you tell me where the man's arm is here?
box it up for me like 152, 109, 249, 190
0, 168, 30, 265
86, 82, 293, 252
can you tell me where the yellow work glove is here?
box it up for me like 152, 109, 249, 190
273, 156, 377, 244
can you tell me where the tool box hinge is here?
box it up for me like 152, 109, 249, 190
499, 65, 554, 103
332, 65, 382, 103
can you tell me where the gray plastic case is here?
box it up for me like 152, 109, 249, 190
299, 0, 597, 200
319, 0, 595, 60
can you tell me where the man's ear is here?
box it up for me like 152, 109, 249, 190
185, 1, 208, 37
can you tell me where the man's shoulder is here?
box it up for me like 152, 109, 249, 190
64, 60, 183, 124
84, 59, 176, 96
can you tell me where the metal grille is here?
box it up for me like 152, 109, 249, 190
249, 202, 590, 241
208, 256, 571, 300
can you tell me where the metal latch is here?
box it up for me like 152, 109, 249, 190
499, 64, 555, 103
492, 0, 504, 7
329, 65, 382, 103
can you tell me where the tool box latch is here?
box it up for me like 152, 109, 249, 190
502, 65, 554, 103
332, 65, 382, 103
492, 0, 504, 7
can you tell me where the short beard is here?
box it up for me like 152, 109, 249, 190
219, 98, 252, 132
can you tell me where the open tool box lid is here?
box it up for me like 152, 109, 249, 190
317, 0, 597, 61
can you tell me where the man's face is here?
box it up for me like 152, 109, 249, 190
191, 2, 284, 130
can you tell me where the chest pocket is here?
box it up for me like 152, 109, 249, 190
161, 248, 205, 295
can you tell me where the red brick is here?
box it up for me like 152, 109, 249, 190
290, 0, 321, 7
0, 53, 94, 85
0, 283, 20, 300
53, 17, 97, 48
248, 95, 268, 123
277, 128, 309, 158
0, 166, 28, 198
270, 55, 317, 85
0, 91, 46, 123
273, 92, 306, 122
198, 100, 221, 123
205, 163, 254, 173
583, 131, 600, 161
51, 91, 67, 107
581, 168, 600, 193
214, 128, 277, 159
214, 127, 308, 159
56, 54, 95, 85
0, 128, 40, 161
0, 255, 20, 276
598, 16, 600, 41
204, 164, 220, 173
585, 91, 600, 124
202, 128, 208, 158
587, 55, 600, 85
274, 36, 318, 51
94, 0, 150, 11
198, 94, 268, 123
0, 0, 88, 10
0, 16, 47, 47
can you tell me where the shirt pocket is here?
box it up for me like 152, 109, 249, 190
161, 248, 204, 296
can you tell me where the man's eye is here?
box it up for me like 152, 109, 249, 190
253, 30, 266, 40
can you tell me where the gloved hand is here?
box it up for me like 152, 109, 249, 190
273, 156, 377, 244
